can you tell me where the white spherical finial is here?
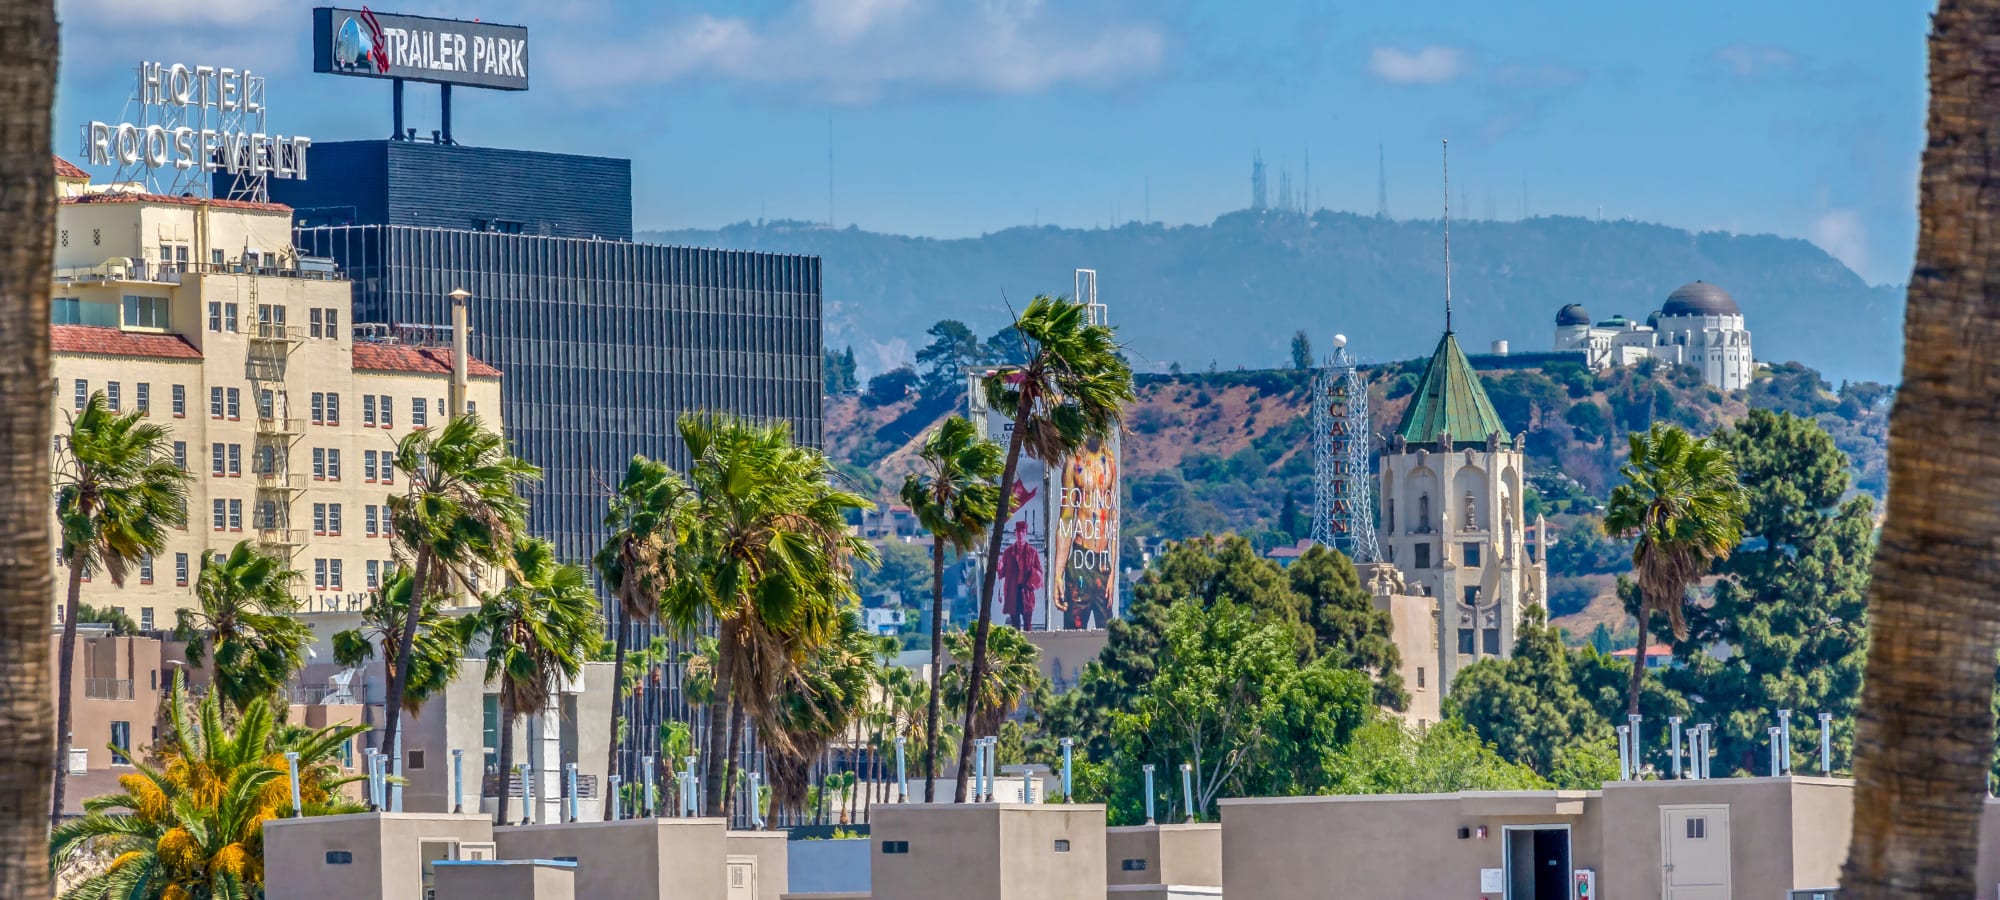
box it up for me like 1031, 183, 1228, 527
1332, 333, 1348, 348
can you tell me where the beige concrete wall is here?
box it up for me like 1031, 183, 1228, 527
729, 830, 791, 900
1023, 629, 1109, 691
262, 812, 494, 900
1105, 824, 1219, 888
1597, 777, 1832, 900
1788, 778, 1854, 890
50, 633, 163, 773
494, 818, 728, 900
872, 804, 1105, 900
434, 861, 576, 900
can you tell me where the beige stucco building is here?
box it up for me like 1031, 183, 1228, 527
48, 159, 502, 629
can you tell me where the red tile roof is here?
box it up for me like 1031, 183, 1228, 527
53, 156, 88, 180
1611, 645, 1673, 659
51, 325, 201, 360
59, 191, 290, 213
351, 342, 501, 378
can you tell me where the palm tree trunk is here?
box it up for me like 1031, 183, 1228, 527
1844, 2, 2000, 893
721, 698, 743, 824
1626, 607, 1648, 719
494, 695, 516, 825
955, 432, 1026, 801
381, 550, 430, 787
50, 560, 83, 825
605, 609, 627, 820
701, 645, 732, 813
925, 541, 945, 802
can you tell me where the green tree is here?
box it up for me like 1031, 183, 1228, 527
942, 626, 1045, 740
1666, 410, 1874, 775
175, 541, 310, 714
1289, 330, 1313, 370
595, 455, 691, 815
1326, 719, 1547, 795
383, 413, 539, 782
899, 415, 1002, 800
915, 320, 984, 398
1450, 606, 1610, 781
473, 537, 601, 825
823, 346, 859, 395
664, 414, 874, 816
1287, 545, 1407, 708
1602, 423, 1746, 716
864, 366, 920, 407
76, 603, 138, 636
854, 539, 933, 607
52, 391, 191, 823
958, 295, 1134, 802
332, 567, 468, 717
50, 676, 366, 900
764, 610, 875, 826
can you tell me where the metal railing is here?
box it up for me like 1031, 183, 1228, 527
481, 772, 599, 799
84, 678, 134, 700
255, 471, 305, 491
255, 415, 305, 437
55, 259, 344, 285
250, 322, 307, 342
256, 527, 303, 547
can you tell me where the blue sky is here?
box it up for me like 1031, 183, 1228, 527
55, 0, 1928, 284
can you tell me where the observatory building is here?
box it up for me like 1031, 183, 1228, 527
1551, 281, 1754, 390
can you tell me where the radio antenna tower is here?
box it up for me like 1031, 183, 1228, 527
1310, 334, 1380, 562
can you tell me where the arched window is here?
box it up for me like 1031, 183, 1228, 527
1386, 499, 1396, 533
1464, 490, 1477, 529
1419, 494, 1431, 530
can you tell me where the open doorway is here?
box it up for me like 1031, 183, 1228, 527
1503, 825, 1571, 900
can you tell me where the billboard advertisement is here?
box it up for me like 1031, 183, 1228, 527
986, 408, 1050, 632
314, 8, 530, 91
1052, 432, 1120, 629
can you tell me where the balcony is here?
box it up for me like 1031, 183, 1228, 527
249, 322, 306, 345
255, 471, 306, 493
256, 527, 303, 548
84, 677, 134, 700
255, 415, 304, 438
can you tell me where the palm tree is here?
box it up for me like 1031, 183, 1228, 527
595, 455, 690, 814
175, 541, 310, 713
1, 0, 59, 885
1602, 423, 1746, 718
331, 568, 468, 719
471, 537, 599, 825
50, 675, 366, 900
899, 416, 1002, 801
52, 391, 190, 824
943, 626, 1045, 741
763, 610, 874, 826
956, 295, 1131, 801
382, 413, 538, 784
663, 413, 874, 818
1844, 3, 2000, 893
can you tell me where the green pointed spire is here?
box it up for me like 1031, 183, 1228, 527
1395, 332, 1512, 449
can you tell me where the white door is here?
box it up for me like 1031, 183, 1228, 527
1661, 805, 1730, 900
727, 855, 758, 900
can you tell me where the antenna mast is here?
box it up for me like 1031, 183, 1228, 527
1443, 139, 1453, 333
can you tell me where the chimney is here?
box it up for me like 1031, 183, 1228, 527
448, 289, 471, 418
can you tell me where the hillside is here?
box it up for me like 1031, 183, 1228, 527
646, 210, 1905, 384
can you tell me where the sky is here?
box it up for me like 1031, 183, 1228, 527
54, 0, 1929, 285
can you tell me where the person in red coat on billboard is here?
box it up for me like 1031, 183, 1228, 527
996, 518, 1043, 630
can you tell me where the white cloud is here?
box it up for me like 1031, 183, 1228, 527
1811, 209, 1869, 276
545, 0, 1166, 101
1368, 46, 1464, 85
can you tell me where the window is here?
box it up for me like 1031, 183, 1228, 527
175, 553, 189, 586
139, 554, 154, 585
140, 607, 154, 631
313, 448, 326, 480
73, 379, 85, 411
1463, 543, 1481, 568
483, 694, 499, 760
329, 504, 341, 535
364, 450, 377, 481
106, 381, 120, 411
211, 443, 225, 477
324, 851, 352, 865
228, 500, 242, 531
227, 444, 241, 477
1417, 667, 1426, 689
135, 383, 150, 415
310, 392, 324, 425
313, 503, 327, 535
366, 504, 380, 537
315, 559, 327, 590
1464, 586, 1480, 607
326, 308, 339, 338
53, 297, 81, 324
212, 499, 226, 531
1053, 840, 1071, 853
1483, 628, 1500, 654
378, 395, 392, 428
208, 301, 222, 332
258, 389, 274, 420
309, 308, 323, 339
467, 401, 476, 415
226, 388, 240, 420
380, 455, 394, 484
1459, 629, 1475, 655
363, 394, 376, 426
1413, 543, 1432, 569
259, 500, 277, 531
325, 393, 339, 426
329, 560, 343, 590
171, 384, 185, 417
407, 748, 424, 770
1685, 817, 1707, 839
326, 449, 341, 481
224, 302, 238, 332
122, 295, 169, 330
367, 559, 380, 589
412, 397, 428, 427
1121, 860, 1148, 872
881, 842, 909, 855
210, 387, 223, 418
110, 722, 132, 765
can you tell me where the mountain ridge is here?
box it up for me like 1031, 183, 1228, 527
643, 208, 1905, 384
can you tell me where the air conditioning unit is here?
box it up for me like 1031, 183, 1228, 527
1788, 890, 1840, 900
67, 748, 89, 775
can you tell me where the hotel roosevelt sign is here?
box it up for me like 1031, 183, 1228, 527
313, 7, 530, 91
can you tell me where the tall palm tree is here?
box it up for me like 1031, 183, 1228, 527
331, 567, 468, 718
899, 416, 1001, 801
943, 626, 1045, 741
764, 610, 874, 826
175, 541, 310, 714
52, 391, 190, 823
663, 414, 874, 818
50, 675, 366, 900
956, 295, 1132, 801
383, 413, 538, 784
472, 537, 599, 825
595, 455, 690, 815
1844, 2, 2000, 893
2, 0, 60, 885
1602, 423, 1746, 718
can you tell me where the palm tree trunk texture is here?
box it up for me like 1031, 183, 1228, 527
50, 561, 83, 825
720, 699, 744, 824
1844, 1, 2000, 893
1, 0, 58, 880
925, 541, 945, 802
381, 551, 430, 777
701, 648, 731, 812
955, 434, 1026, 801
606, 612, 627, 820
1626, 607, 1649, 719
494, 695, 516, 825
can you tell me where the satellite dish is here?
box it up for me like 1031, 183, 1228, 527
1332, 333, 1348, 348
